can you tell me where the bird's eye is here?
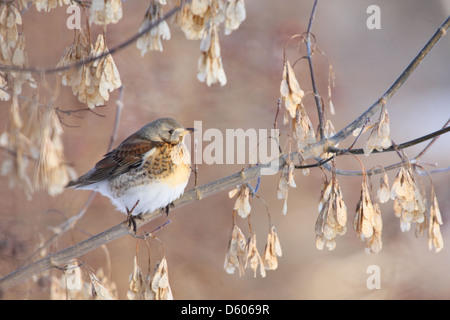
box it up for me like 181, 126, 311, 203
168, 129, 174, 134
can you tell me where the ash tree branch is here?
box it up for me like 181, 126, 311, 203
415, 118, 450, 160
0, 10, 449, 293
328, 124, 450, 156
320, 119, 450, 177
329, 15, 449, 145
295, 124, 450, 174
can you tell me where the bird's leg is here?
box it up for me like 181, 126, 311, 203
126, 200, 140, 234
164, 202, 175, 216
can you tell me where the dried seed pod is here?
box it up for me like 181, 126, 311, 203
137, 2, 171, 55
428, 190, 444, 252
127, 255, 145, 300
277, 162, 296, 215
354, 179, 383, 253
0, 96, 33, 198
364, 108, 392, 156
315, 175, 347, 251
150, 257, 173, 300
263, 225, 282, 270
176, 2, 207, 40
50, 261, 93, 300
224, 0, 246, 35
90, 0, 123, 25
280, 60, 304, 118
294, 105, 316, 150
377, 172, 390, 203
197, 23, 227, 86
59, 32, 122, 109
245, 234, 266, 278
224, 224, 247, 276
33, 0, 70, 12
57, 29, 91, 90
230, 184, 252, 218
89, 268, 118, 300
34, 107, 76, 196
390, 165, 426, 232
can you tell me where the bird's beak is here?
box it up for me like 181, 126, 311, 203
177, 127, 195, 139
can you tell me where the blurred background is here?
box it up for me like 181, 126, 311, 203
0, 0, 449, 299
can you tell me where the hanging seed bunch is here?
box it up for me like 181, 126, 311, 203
137, 0, 247, 86
128, 253, 174, 300
354, 177, 383, 254
49, 261, 118, 300
225, 184, 283, 278
316, 171, 348, 251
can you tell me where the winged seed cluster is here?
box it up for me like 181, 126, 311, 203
225, 185, 282, 278
127, 255, 174, 300
45, 253, 174, 300
220, 37, 445, 282
315, 147, 442, 254
57, 31, 122, 109
316, 173, 347, 251
138, 0, 246, 86
48, 261, 118, 300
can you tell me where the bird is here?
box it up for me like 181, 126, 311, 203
66, 118, 194, 232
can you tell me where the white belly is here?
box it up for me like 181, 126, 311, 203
109, 178, 189, 215
79, 176, 189, 215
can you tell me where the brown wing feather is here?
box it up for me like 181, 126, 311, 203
67, 133, 157, 188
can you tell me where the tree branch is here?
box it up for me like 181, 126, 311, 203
329, 15, 450, 145
321, 120, 450, 177
328, 124, 450, 156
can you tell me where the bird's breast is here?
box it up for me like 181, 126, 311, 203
163, 143, 191, 187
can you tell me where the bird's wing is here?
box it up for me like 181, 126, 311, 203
67, 133, 158, 188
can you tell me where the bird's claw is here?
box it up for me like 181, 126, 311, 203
164, 202, 175, 217
126, 200, 141, 234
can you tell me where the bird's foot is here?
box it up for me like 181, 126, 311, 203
126, 200, 141, 234
164, 202, 175, 217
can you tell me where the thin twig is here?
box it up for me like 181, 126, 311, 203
55, 105, 107, 117
305, 0, 325, 140
415, 118, 450, 160
108, 85, 125, 151
294, 122, 450, 172
329, 15, 450, 145
320, 125, 450, 176
19, 191, 97, 267
328, 125, 450, 156
194, 139, 199, 187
